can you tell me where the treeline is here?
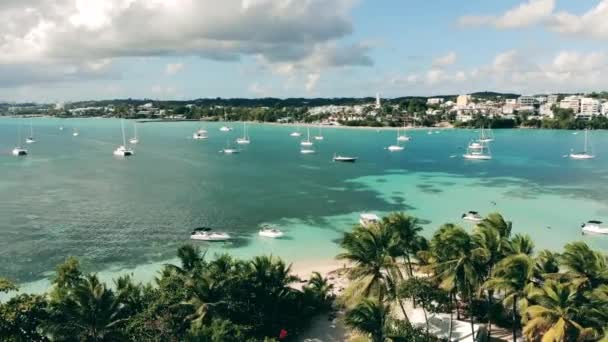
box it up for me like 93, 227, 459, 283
338, 212, 608, 341
0, 251, 335, 341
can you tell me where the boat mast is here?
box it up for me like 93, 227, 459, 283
30, 120, 34, 137
584, 129, 588, 153
121, 119, 127, 146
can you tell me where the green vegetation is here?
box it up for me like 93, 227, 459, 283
0, 247, 334, 341
339, 212, 608, 341
2, 212, 607, 341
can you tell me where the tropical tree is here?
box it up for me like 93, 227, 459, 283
344, 299, 391, 342
560, 242, 608, 290
524, 280, 595, 341
382, 212, 425, 277
505, 234, 535, 256
484, 253, 536, 342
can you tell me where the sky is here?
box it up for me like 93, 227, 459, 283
0, 0, 607, 102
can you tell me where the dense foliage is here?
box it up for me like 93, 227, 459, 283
0, 247, 334, 341
339, 212, 608, 342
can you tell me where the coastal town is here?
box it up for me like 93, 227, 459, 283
3, 92, 608, 129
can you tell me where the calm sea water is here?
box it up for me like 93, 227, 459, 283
1, 118, 607, 289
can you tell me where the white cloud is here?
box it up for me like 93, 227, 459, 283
432, 52, 457, 67
165, 63, 184, 75
305, 73, 320, 93
248, 82, 271, 97
458, 0, 555, 29
547, 1, 608, 39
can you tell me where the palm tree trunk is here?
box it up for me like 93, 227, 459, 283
422, 305, 429, 338
405, 253, 413, 277
397, 299, 410, 324
448, 292, 454, 341
512, 295, 518, 342
487, 290, 494, 342
469, 296, 475, 341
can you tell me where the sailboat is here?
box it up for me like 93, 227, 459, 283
478, 126, 494, 143
463, 139, 491, 160
113, 119, 134, 156
397, 124, 411, 142
314, 126, 324, 140
220, 138, 240, 154
290, 124, 302, 137
569, 129, 595, 159
387, 144, 404, 152
12, 125, 28, 156
236, 122, 250, 144
25, 120, 36, 143
129, 122, 139, 144
72, 128, 79, 137
301, 127, 313, 146
193, 127, 208, 140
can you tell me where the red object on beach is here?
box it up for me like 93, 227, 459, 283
279, 329, 288, 339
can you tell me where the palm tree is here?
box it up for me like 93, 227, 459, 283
477, 212, 512, 239
534, 249, 560, 278
344, 299, 391, 342
560, 242, 608, 290
484, 254, 536, 342
430, 224, 489, 339
505, 234, 535, 256
382, 212, 425, 277
48, 274, 126, 341
524, 280, 595, 341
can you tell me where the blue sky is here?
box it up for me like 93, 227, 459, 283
0, 0, 607, 102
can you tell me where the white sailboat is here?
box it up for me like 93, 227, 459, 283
463, 139, 491, 160
478, 126, 494, 143
72, 128, 79, 137
220, 126, 232, 132
25, 120, 36, 144
290, 124, 302, 137
397, 124, 411, 142
129, 122, 139, 144
236, 122, 250, 144
220, 138, 240, 154
113, 119, 134, 156
569, 129, 595, 160
301, 127, 313, 146
193, 126, 208, 140
12, 125, 28, 156
314, 126, 324, 140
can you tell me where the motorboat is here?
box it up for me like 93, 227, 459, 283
258, 224, 284, 238
462, 211, 483, 222
113, 119, 134, 156
193, 129, 208, 140
333, 154, 357, 162
387, 145, 404, 152
581, 220, 608, 235
12, 147, 28, 156
359, 213, 381, 227
569, 129, 595, 159
190, 227, 231, 241
220, 126, 233, 132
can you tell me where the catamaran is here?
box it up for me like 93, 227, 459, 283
397, 124, 411, 142
236, 122, 250, 144
301, 127, 313, 147
113, 119, 134, 156
463, 139, 491, 160
479, 126, 494, 143
12, 125, 28, 156
569, 129, 595, 160
25, 120, 36, 144
314, 126, 324, 140
129, 122, 139, 144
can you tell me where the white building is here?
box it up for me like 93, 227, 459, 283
540, 104, 554, 119
559, 96, 581, 113
535, 96, 547, 104
427, 98, 444, 105
602, 102, 608, 116
579, 97, 601, 116
505, 99, 517, 105
547, 94, 559, 105
456, 95, 472, 108
518, 96, 536, 106
456, 112, 473, 122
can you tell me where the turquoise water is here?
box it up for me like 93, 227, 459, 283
1, 118, 608, 290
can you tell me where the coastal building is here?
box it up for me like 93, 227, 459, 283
559, 96, 581, 113
505, 99, 517, 105
578, 98, 601, 119
427, 98, 444, 105
547, 94, 559, 105
602, 102, 608, 116
502, 104, 515, 115
456, 112, 473, 122
535, 96, 547, 104
540, 104, 554, 119
375, 93, 381, 109
456, 94, 471, 108
517, 96, 536, 106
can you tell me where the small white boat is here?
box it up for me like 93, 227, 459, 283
114, 119, 134, 156
300, 148, 315, 154
333, 154, 357, 162
25, 120, 36, 143
463, 139, 491, 160
12, 147, 28, 156
427, 130, 433, 135
129, 122, 139, 144
397, 125, 411, 142
462, 211, 483, 222
220, 126, 232, 132
236, 122, 250, 144
359, 213, 381, 227
387, 145, 404, 152
290, 131, 302, 137
301, 127, 313, 146
59, 126, 64, 131
190, 228, 231, 241
569, 129, 594, 160
259, 224, 284, 238
193, 128, 208, 140
314, 126, 324, 140
221, 148, 240, 154
25, 137, 36, 144
581, 220, 608, 235
72, 129, 79, 137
